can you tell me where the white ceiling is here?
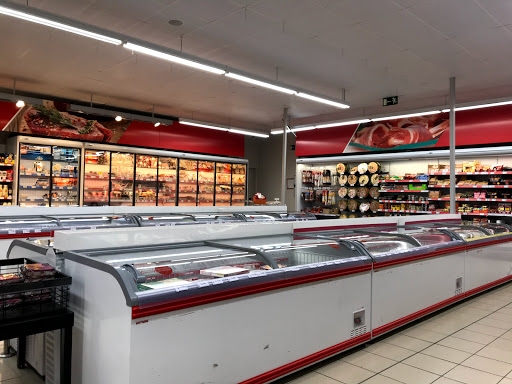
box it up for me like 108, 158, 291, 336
1, 0, 512, 131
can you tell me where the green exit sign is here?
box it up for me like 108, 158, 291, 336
383, 96, 398, 106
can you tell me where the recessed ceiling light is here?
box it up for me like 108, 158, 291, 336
15, 100, 25, 108
168, 19, 183, 26
154, 122, 161, 127
115, 116, 122, 122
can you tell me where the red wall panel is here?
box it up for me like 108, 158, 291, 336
0, 101, 19, 131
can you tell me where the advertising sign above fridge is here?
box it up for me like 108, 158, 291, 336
1, 100, 244, 157
296, 104, 512, 157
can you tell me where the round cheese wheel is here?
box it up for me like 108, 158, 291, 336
371, 174, 380, 185
368, 162, 380, 174
338, 175, 348, 185
358, 163, 368, 174
336, 163, 347, 174
359, 175, 369, 186
348, 174, 358, 185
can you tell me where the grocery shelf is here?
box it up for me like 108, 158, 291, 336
111, 178, 134, 181
20, 173, 50, 177
19, 186, 49, 190
110, 199, 133, 203
135, 167, 157, 170
135, 200, 156, 203
53, 187, 77, 190
461, 212, 512, 217
379, 189, 429, 193
52, 159, 79, 163
429, 185, 512, 189
428, 198, 450, 201
135, 178, 157, 182
379, 200, 428, 204
429, 171, 512, 175
21, 199, 47, 202
378, 209, 431, 214
53, 174, 77, 178
0, 163, 14, 167
381, 180, 429, 183
85, 176, 109, 180
0, 197, 12, 200
457, 198, 512, 202
84, 187, 107, 191
0, 179, 13, 183
84, 199, 109, 203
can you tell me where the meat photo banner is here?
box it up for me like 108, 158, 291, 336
295, 105, 512, 157
1, 100, 244, 157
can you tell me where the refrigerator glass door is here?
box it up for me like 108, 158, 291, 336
178, 159, 197, 206
198, 161, 214, 206
83, 150, 110, 206
51, 146, 80, 206
157, 157, 177, 206
231, 164, 246, 206
110, 153, 134, 206
18, 144, 52, 207
215, 162, 232, 206
135, 155, 158, 206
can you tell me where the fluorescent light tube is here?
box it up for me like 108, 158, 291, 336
296, 92, 350, 109
371, 110, 441, 122
315, 119, 371, 129
180, 120, 228, 131
124, 43, 226, 74
271, 129, 284, 135
0, 5, 122, 45
291, 126, 316, 132
226, 73, 296, 94
441, 100, 512, 113
229, 129, 269, 138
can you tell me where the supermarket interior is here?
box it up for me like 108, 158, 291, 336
2, 1, 512, 384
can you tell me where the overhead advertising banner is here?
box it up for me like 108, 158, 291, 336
346, 112, 449, 152
1, 100, 244, 157
296, 105, 512, 157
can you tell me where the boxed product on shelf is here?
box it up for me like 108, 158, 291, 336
200, 266, 249, 278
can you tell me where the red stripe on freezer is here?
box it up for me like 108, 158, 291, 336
0, 231, 53, 240
238, 332, 371, 384
132, 264, 372, 319
465, 275, 512, 297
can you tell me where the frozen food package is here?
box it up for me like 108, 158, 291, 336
21, 263, 56, 280
200, 266, 250, 278
0, 273, 23, 286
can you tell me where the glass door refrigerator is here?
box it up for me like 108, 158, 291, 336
83, 150, 110, 206
18, 144, 52, 207
178, 159, 197, 206
157, 157, 177, 206
110, 152, 135, 206
51, 146, 80, 206
231, 164, 246, 206
198, 161, 214, 206
135, 155, 158, 206
215, 162, 232, 206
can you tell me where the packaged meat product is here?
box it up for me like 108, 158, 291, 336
21, 263, 56, 280
200, 266, 249, 278
360, 202, 370, 212
347, 187, 357, 198
371, 174, 380, 185
0, 273, 23, 286
336, 163, 347, 174
369, 187, 380, 199
348, 199, 359, 211
338, 199, 348, 211
357, 187, 369, 199
338, 175, 348, 186
359, 175, 369, 186
338, 187, 348, 198
358, 163, 368, 174
348, 175, 358, 185
370, 200, 380, 212
368, 162, 380, 174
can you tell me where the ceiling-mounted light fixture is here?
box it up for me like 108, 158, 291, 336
315, 119, 371, 129
154, 122, 161, 127
15, 100, 25, 108
229, 129, 269, 138
0, 5, 122, 45
124, 43, 226, 75
371, 110, 441, 122
226, 73, 296, 95
271, 129, 284, 135
180, 119, 229, 131
115, 116, 123, 122
296, 92, 350, 109
441, 100, 512, 113
291, 126, 316, 132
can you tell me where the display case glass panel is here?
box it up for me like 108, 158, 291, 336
83, 150, 110, 206
56, 215, 139, 230
110, 153, 134, 206
136, 214, 196, 227
51, 146, 80, 206
135, 155, 158, 206
198, 161, 214, 206
178, 159, 197, 206
158, 157, 177, 206
192, 213, 244, 223
231, 164, 246, 206
0, 216, 59, 235
215, 162, 232, 206
18, 144, 52, 207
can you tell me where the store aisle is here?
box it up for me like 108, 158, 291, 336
278, 283, 512, 384
0, 343, 43, 384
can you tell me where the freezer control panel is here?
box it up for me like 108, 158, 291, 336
353, 308, 365, 328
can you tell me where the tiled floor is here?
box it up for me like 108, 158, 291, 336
277, 283, 512, 384
2, 285, 512, 383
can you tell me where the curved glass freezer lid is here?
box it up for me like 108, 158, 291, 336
241, 212, 316, 222
65, 234, 370, 308
417, 223, 512, 241
134, 214, 196, 226
53, 215, 138, 229
0, 216, 60, 235
191, 213, 245, 223
300, 226, 463, 259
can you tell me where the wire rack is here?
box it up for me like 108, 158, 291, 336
0, 258, 71, 321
